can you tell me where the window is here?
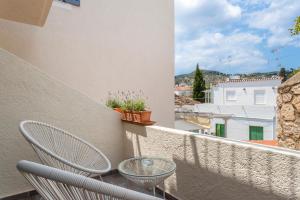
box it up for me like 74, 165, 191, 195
216, 124, 225, 137
226, 90, 236, 101
249, 126, 264, 140
254, 90, 266, 105
58, 0, 80, 6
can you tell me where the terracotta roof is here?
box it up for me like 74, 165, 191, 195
217, 77, 282, 84
248, 140, 278, 147
175, 86, 192, 91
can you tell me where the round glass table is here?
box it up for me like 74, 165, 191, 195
118, 157, 176, 198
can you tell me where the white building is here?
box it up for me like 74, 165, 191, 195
175, 85, 193, 96
212, 77, 281, 106
195, 77, 282, 141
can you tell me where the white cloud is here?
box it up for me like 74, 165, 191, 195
175, 0, 242, 38
176, 0, 203, 9
176, 32, 267, 73
176, 0, 241, 17
229, 0, 272, 7
175, 0, 300, 74
247, 0, 300, 47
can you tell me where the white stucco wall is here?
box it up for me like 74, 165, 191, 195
0, 49, 125, 198
195, 104, 276, 141
124, 124, 300, 200
0, 0, 174, 127
194, 104, 276, 119
211, 118, 275, 140
213, 80, 281, 106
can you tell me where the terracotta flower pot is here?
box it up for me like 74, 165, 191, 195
132, 112, 142, 123
114, 108, 122, 113
140, 110, 151, 122
124, 111, 133, 121
132, 111, 151, 123
120, 111, 126, 120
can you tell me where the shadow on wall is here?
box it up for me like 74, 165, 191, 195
123, 124, 299, 200
172, 155, 287, 200
123, 123, 147, 157
175, 136, 297, 200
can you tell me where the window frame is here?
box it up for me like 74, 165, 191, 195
226, 90, 237, 101
216, 124, 225, 137
254, 90, 266, 105
249, 126, 264, 140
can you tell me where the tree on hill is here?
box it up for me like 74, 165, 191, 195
288, 68, 300, 78
290, 16, 300, 36
284, 17, 300, 79
279, 67, 287, 82
193, 64, 206, 102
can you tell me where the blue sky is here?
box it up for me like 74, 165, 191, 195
175, 0, 300, 75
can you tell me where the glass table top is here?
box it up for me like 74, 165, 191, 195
118, 157, 176, 177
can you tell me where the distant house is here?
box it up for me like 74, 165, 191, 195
175, 85, 193, 96
212, 77, 281, 106
193, 77, 282, 140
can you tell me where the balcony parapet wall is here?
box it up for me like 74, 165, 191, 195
124, 123, 300, 200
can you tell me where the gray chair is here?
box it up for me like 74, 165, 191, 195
17, 160, 162, 200
19, 120, 111, 177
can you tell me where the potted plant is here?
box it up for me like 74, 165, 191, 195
105, 92, 124, 120
106, 98, 122, 112
121, 99, 134, 121
105, 90, 152, 123
132, 99, 151, 123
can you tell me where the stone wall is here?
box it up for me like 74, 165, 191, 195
277, 72, 300, 149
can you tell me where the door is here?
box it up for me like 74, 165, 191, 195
249, 126, 264, 140
216, 124, 225, 137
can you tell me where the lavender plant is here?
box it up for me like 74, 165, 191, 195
106, 90, 148, 112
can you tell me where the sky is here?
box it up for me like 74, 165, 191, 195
175, 0, 300, 75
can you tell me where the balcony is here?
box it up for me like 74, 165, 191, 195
0, 36, 300, 200
0, 0, 300, 199
1, 48, 300, 199
3, 121, 300, 199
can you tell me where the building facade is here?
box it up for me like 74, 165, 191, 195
194, 77, 282, 141
212, 78, 281, 106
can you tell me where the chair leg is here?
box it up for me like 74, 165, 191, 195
163, 180, 165, 199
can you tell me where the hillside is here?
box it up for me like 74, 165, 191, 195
175, 70, 228, 86
175, 70, 279, 86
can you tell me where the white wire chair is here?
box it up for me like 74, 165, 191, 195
19, 120, 111, 177
17, 160, 162, 200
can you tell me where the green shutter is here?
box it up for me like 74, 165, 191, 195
216, 124, 225, 137
257, 127, 264, 140
249, 126, 263, 140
